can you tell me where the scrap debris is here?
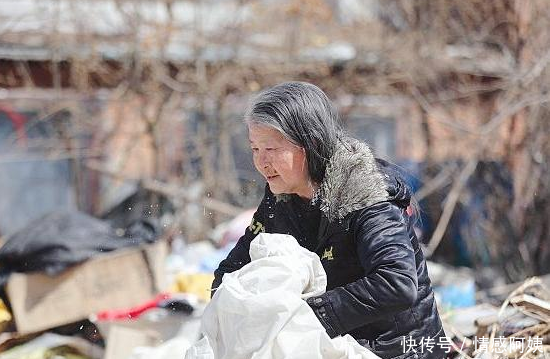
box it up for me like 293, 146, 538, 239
445, 277, 550, 358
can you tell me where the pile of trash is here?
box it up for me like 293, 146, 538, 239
1, 208, 549, 359
0, 209, 219, 359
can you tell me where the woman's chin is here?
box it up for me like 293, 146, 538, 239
268, 186, 282, 194
267, 183, 286, 194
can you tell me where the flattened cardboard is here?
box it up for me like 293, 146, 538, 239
103, 325, 158, 359
6, 241, 167, 334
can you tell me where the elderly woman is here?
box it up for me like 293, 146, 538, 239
212, 82, 446, 359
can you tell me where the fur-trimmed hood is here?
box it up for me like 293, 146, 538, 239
275, 136, 413, 222
315, 137, 390, 221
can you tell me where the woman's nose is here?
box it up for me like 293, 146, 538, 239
258, 150, 270, 168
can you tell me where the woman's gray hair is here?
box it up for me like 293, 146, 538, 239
244, 81, 342, 183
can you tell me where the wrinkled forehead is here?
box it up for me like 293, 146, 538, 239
247, 123, 287, 145
247, 123, 305, 154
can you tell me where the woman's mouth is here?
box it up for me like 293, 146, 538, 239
266, 175, 279, 181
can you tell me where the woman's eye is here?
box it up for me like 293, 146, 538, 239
251, 148, 259, 152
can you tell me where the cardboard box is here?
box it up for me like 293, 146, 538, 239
6, 240, 168, 334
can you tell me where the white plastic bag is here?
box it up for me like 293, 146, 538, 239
186, 233, 380, 359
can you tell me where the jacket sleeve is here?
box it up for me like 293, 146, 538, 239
308, 201, 418, 336
211, 187, 270, 295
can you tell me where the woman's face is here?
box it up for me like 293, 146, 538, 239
248, 123, 312, 199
